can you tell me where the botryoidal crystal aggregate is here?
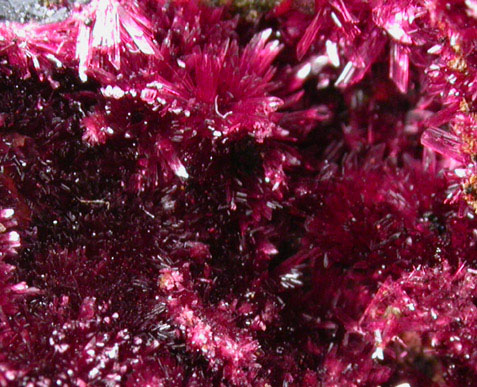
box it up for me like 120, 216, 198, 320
1, 0, 477, 386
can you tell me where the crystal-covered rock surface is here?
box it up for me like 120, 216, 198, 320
0, 0, 477, 385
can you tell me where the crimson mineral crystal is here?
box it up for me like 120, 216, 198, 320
1, 0, 477, 386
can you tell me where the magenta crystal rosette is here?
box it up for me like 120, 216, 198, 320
0, 0, 477, 385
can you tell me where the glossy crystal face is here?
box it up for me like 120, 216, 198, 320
0, 0, 477, 386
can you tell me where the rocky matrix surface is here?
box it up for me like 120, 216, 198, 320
1, 0, 477, 386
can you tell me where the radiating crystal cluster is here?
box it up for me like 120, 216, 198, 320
0, 0, 477, 385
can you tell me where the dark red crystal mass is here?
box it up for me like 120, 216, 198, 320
1, 0, 477, 385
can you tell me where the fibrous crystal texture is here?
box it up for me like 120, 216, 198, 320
1, 0, 477, 385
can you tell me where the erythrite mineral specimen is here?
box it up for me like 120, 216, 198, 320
1, 0, 477, 385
